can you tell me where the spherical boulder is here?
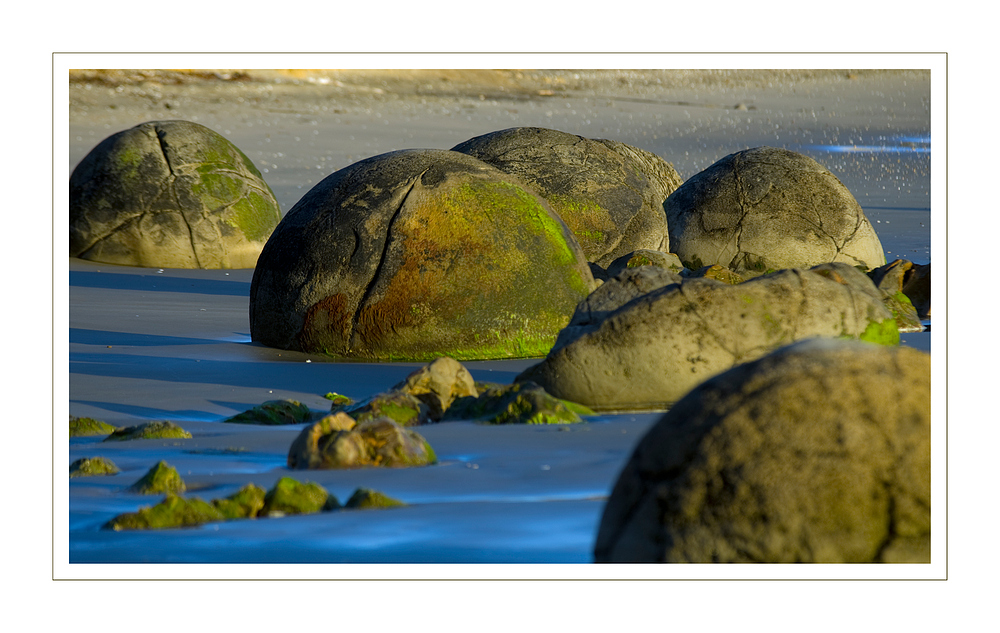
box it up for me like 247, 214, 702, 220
517, 262, 898, 411
664, 146, 885, 274
594, 338, 930, 563
250, 149, 595, 360
452, 127, 684, 267
70, 120, 281, 268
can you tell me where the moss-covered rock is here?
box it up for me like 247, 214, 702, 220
104, 494, 225, 531
342, 391, 430, 427
444, 381, 592, 425
69, 456, 120, 477
324, 392, 354, 410
212, 483, 267, 519
128, 461, 186, 495
69, 416, 118, 437
452, 127, 685, 267
103, 420, 192, 442
288, 416, 437, 469
249, 148, 595, 361
260, 477, 339, 516
224, 399, 314, 425
344, 488, 407, 509
70, 120, 281, 269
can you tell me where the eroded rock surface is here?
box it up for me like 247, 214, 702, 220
250, 148, 594, 360
453, 127, 684, 267
518, 263, 897, 410
70, 120, 281, 268
664, 146, 885, 274
594, 338, 930, 563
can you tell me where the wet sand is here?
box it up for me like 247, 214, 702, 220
62, 68, 934, 576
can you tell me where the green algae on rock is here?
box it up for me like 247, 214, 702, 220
128, 461, 186, 495
288, 414, 437, 469
223, 399, 314, 425
105, 483, 267, 530
249, 149, 594, 361
261, 476, 339, 516
212, 483, 267, 519
70, 120, 281, 269
443, 381, 592, 425
103, 420, 192, 442
105, 494, 226, 531
342, 391, 431, 427
452, 127, 685, 267
70, 416, 118, 437
344, 488, 407, 509
69, 456, 120, 477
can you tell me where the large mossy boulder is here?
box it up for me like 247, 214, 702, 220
250, 149, 595, 360
517, 262, 897, 411
69, 457, 120, 477
70, 120, 281, 269
452, 127, 684, 267
594, 338, 930, 563
664, 147, 885, 275
287, 414, 437, 469
69, 416, 118, 437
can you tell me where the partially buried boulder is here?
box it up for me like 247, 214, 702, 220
250, 149, 595, 360
287, 414, 437, 469
517, 262, 897, 410
70, 120, 281, 269
442, 381, 592, 425
69, 457, 120, 477
223, 399, 314, 425
103, 420, 192, 442
664, 146, 885, 275
452, 127, 684, 267
389, 356, 478, 420
594, 338, 930, 563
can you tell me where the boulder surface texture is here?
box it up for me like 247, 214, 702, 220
594, 338, 930, 563
453, 127, 684, 267
664, 146, 885, 274
517, 262, 897, 410
250, 149, 594, 360
70, 120, 281, 268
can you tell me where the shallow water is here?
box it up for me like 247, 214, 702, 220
64, 69, 934, 569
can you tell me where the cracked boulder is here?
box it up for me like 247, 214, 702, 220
664, 146, 885, 275
70, 120, 281, 268
594, 338, 930, 563
250, 149, 595, 360
516, 262, 897, 410
452, 127, 684, 267
287, 414, 437, 469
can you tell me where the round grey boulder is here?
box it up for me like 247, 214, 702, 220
452, 127, 684, 267
664, 146, 885, 274
250, 149, 595, 360
70, 120, 281, 268
517, 262, 898, 411
594, 338, 930, 563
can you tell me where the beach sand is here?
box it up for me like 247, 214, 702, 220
64, 68, 932, 573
